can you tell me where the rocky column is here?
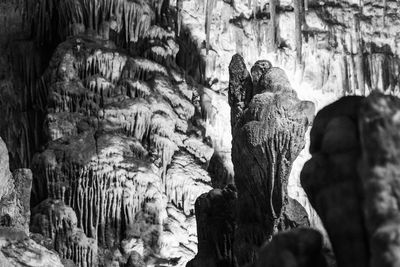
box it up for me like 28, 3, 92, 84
300, 96, 369, 267
228, 54, 253, 130
187, 185, 237, 267
229, 54, 313, 265
359, 93, 400, 267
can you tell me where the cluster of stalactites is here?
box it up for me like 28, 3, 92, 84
323, 16, 400, 95
39, 163, 162, 248
31, 199, 98, 267
24, 0, 169, 45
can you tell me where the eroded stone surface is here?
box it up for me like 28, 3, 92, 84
29, 35, 213, 266
0, 138, 64, 267
301, 92, 400, 267
230, 54, 313, 265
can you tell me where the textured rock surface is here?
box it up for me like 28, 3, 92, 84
301, 96, 368, 267
301, 92, 400, 267
0, 138, 64, 266
0, 233, 64, 267
1, 0, 400, 266
0, 138, 33, 234
359, 93, 400, 267
179, 1, 400, 235
28, 33, 213, 266
230, 54, 313, 265
181, 0, 400, 96
187, 185, 237, 267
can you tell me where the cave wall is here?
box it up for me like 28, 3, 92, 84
0, 0, 221, 266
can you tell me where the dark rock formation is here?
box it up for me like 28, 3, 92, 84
301, 92, 400, 267
0, 139, 33, 234
230, 54, 314, 265
208, 151, 234, 189
187, 185, 237, 267
301, 96, 368, 267
358, 93, 400, 267
228, 54, 253, 129
251, 228, 327, 267
250, 60, 272, 95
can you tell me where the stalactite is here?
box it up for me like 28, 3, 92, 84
268, 0, 277, 52
383, 0, 387, 26
294, 0, 302, 63
176, 0, 183, 36
341, 53, 350, 94
165, 153, 212, 215
31, 199, 98, 267
353, 14, 365, 95
26, 0, 158, 46
122, 58, 168, 82
205, 0, 216, 54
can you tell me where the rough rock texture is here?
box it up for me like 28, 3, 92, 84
230, 54, 313, 265
0, 168, 32, 234
359, 93, 400, 267
250, 228, 327, 267
207, 151, 234, 189
0, 137, 64, 266
301, 92, 400, 267
27, 34, 214, 266
189, 55, 313, 267
0, 138, 32, 234
187, 185, 237, 267
0, 232, 64, 267
179, 1, 400, 236
301, 96, 368, 267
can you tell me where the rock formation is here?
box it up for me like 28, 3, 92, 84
187, 185, 237, 267
301, 92, 400, 267
1, 0, 400, 267
301, 95, 368, 267
251, 228, 327, 267
0, 137, 65, 266
229, 54, 314, 265
25, 33, 215, 265
190, 54, 313, 267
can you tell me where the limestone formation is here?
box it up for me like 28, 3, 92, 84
229, 54, 313, 265
251, 228, 327, 267
301, 92, 400, 267
250, 60, 272, 95
2, 1, 400, 267
301, 96, 368, 267
187, 185, 237, 267
228, 54, 253, 129
0, 138, 64, 266
359, 93, 400, 267
207, 151, 234, 189
28, 32, 212, 265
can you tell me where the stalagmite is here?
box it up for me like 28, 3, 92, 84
229, 55, 313, 265
186, 186, 237, 267
31, 199, 98, 267
26, 31, 212, 265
